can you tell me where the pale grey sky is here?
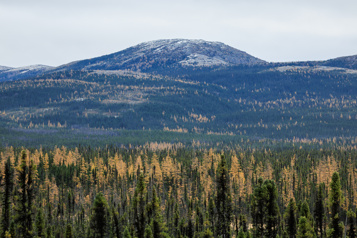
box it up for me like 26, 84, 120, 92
1, 0, 356, 67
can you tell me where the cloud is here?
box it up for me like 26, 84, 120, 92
1, 0, 356, 66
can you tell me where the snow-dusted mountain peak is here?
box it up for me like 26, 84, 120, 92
0, 64, 54, 82
57, 39, 266, 72
0, 66, 13, 72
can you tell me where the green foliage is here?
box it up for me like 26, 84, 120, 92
14, 151, 36, 238
284, 199, 297, 238
314, 184, 325, 238
296, 217, 314, 238
90, 192, 109, 238
35, 208, 45, 238
1, 158, 13, 238
347, 209, 356, 238
65, 224, 73, 238
215, 155, 232, 238
328, 172, 343, 238
123, 227, 132, 238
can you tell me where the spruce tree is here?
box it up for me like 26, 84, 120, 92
14, 151, 36, 238
35, 208, 45, 238
314, 183, 325, 238
299, 201, 311, 221
112, 207, 121, 238
347, 209, 356, 238
251, 177, 267, 238
148, 187, 168, 238
123, 227, 132, 238
90, 192, 109, 238
215, 155, 232, 238
144, 224, 154, 238
1, 158, 13, 238
265, 179, 280, 238
328, 172, 342, 238
296, 217, 314, 238
133, 173, 146, 238
65, 224, 73, 238
284, 199, 297, 238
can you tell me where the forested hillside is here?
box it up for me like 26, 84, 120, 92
0, 145, 356, 237
1, 64, 357, 147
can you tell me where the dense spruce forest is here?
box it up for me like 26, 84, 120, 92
0, 145, 356, 238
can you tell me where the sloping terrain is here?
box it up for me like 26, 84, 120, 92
54, 39, 266, 72
0, 64, 54, 82
1, 64, 357, 147
1, 39, 357, 146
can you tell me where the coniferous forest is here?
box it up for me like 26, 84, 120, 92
0, 145, 357, 238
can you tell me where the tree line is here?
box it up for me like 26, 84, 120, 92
0, 146, 356, 237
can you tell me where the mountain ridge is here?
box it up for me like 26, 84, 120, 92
55, 39, 266, 72
1, 39, 357, 82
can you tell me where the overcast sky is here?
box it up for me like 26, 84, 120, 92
1, 0, 356, 67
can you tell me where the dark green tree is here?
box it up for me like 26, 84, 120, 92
65, 224, 73, 238
284, 199, 297, 238
148, 188, 168, 238
35, 208, 45, 238
251, 177, 267, 238
215, 155, 232, 238
144, 224, 154, 238
123, 227, 132, 238
299, 201, 311, 221
347, 209, 356, 238
328, 172, 343, 238
296, 217, 314, 238
14, 151, 36, 238
112, 207, 121, 238
265, 179, 280, 238
1, 158, 13, 238
90, 192, 109, 238
133, 173, 146, 238
314, 183, 325, 238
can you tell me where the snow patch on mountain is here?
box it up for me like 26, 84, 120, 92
0, 66, 13, 71
7, 64, 53, 73
179, 53, 228, 67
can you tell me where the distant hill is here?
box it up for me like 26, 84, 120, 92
322, 55, 357, 69
55, 39, 266, 72
0, 64, 53, 82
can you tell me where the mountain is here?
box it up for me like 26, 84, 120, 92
0, 66, 13, 72
322, 54, 357, 69
0, 64, 54, 82
56, 39, 266, 72
1, 39, 357, 147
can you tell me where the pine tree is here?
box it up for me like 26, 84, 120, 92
148, 187, 168, 238
314, 183, 325, 238
296, 217, 314, 238
65, 224, 73, 238
133, 173, 146, 238
90, 192, 109, 238
215, 155, 232, 238
284, 199, 297, 238
112, 207, 121, 238
1, 158, 13, 238
265, 179, 280, 238
14, 151, 36, 238
144, 224, 154, 238
328, 172, 343, 238
123, 227, 132, 238
347, 209, 356, 238
35, 208, 45, 238
251, 177, 267, 238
